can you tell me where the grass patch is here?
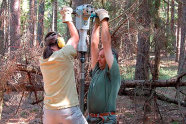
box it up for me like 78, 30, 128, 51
120, 66, 135, 80
120, 63, 178, 80
171, 121, 180, 124
159, 66, 177, 80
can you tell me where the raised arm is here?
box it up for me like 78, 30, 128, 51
101, 20, 113, 69
66, 22, 79, 49
60, 6, 79, 49
96, 9, 114, 69
91, 24, 100, 69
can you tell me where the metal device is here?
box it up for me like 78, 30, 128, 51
75, 4, 96, 114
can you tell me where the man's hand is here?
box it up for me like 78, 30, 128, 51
95, 9, 109, 22
60, 6, 73, 23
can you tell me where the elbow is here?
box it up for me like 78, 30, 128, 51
73, 33, 79, 43
91, 39, 99, 48
91, 40, 96, 45
76, 34, 79, 42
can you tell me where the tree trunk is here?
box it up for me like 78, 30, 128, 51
171, 0, 176, 55
34, 0, 37, 46
135, 0, 151, 80
167, 0, 170, 24
0, 1, 5, 113
152, 0, 161, 80
37, 0, 45, 46
171, 0, 175, 31
0, 0, 6, 56
0, 0, 5, 112
176, 3, 182, 62
178, 2, 186, 74
10, 0, 20, 51
28, 0, 37, 47
52, 0, 57, 31
4, 79, 186, 92
120, 79, 186, 88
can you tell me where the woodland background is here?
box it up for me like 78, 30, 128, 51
0, 0, 186, 123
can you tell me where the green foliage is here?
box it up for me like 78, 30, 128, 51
121, 60, 177, 80
43, 0, 68, 39
171, 121, 180, 124
121, 66, 135, 80
20, 0, 29, 32
159, 66, 177, 80
165, 28, 176, 55
92, 0, 123, 20
31, 108, 39, 113
20, 111, 29, 118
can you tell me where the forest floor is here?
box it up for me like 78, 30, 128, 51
1, 58, 186, 124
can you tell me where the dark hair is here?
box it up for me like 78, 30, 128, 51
43, 32, 58, 59
43, 46, 53, 59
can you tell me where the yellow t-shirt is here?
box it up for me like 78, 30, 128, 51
40, 45, 79, 110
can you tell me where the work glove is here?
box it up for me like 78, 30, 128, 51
60, 6, 73, 23
95, 9, 109, 22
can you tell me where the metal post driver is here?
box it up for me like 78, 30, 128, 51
74, 4, 97, 114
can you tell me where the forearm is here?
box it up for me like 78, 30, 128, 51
101, 19, 114, 69
101, 20, 111, 48
67, 21, 79, 41
91, 24, 100, 47
91, 24, 100, 69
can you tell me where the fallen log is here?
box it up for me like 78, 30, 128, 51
4, 79, 186, 92
4, 80, 186, 107
156, 93, 186, 107
119, 88, 186, 107
4, 84, 43, 92
120, 79, 186, 88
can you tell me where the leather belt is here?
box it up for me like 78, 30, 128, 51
89, 112, 115, 122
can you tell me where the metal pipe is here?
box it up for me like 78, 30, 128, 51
79, 52, 86, 114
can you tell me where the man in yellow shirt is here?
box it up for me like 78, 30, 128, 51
40, 6, 87, 124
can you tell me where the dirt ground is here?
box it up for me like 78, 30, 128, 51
1, 90, 186, 124
1, 58, 186, 124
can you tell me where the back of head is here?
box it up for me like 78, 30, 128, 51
43, 32, 58, 59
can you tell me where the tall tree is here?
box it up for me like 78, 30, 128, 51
175, 3, 182, 62
10, 0, 20, 51
178, 2, 186, 74
134, 0, 151, 80
52, 0, 57, 31
0, 0, 6, 55
171, 0, 176, 55
37, 0, 45, 45
28, 0, 37, 47
0, 1, 6, 120
167, 0, 170, 24
152, 0, 161, 80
